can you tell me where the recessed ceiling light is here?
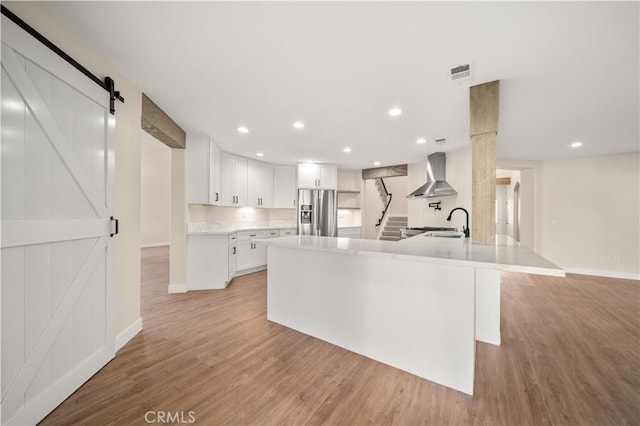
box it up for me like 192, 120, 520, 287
293, 121, 305, 129
374, 161, 381, 166
571, 141, 583, 148
343, 147, 352, 153
256, 152, 264, 157
237, 126, 249, 134
388, 107, 402, 117
416, 138, 427, 144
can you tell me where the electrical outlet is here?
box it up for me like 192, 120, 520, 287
613, 255, 621, 263
551, 219, 558, 225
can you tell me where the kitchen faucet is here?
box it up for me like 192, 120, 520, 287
447, 207, 470, 238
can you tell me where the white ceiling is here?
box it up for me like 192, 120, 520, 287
47, 1, 638, 169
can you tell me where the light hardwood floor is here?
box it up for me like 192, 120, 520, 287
41, 246, 639, 425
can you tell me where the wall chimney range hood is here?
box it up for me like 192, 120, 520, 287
407, 152, 457, 199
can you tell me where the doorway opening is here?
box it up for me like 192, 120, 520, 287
496, 169, 522, 241
513, 182, 521, 242
140, 130, 172, 306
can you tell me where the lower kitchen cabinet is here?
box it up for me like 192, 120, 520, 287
187, 234, 230, 290
228, 233, 237, 278
188, 228, 294, 291
236, 231, 267, 271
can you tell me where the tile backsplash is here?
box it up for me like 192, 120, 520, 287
188, 205, 296, 228
189, 204, 361, 229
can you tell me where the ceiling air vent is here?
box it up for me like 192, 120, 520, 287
450, 64, 471, 85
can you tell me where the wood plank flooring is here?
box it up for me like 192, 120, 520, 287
41, 246, 639, 425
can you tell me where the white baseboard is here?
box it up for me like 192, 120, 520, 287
168, 283, 188, 293
141, 242, 170, 248
564, 268, 640, 281
233, 265, 267, 278
115, 317, 142, 352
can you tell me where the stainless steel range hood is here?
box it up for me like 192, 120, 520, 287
407, 152, 457, 198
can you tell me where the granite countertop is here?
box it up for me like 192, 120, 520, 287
256, 234, 565, 277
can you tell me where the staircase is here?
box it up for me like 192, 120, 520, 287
379, 215, 407, 241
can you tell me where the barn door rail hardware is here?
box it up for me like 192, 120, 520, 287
1, 5, 125, 115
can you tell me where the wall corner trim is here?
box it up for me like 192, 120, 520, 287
115, 318, 142, 353
168, 283, 188, 294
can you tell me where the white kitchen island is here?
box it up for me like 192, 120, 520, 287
259, 234, 564, 395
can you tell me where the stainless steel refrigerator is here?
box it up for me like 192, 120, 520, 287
297, 189, 338, 237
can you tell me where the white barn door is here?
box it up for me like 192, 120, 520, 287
1, 16, 115, 425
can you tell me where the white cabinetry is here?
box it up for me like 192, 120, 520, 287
186, 135, 222, 205
189, 228, 296, 288
319, 164, 338, 189
187, 234, 230, 290
210, 142, 222, 204
273, 165, 297, 208
237, 231, 267, 271
221, 153, 248, 206
248, 160, 274, 208
279, 228, 297, 236
297, 163, 337, 189
228, 233, 237, 278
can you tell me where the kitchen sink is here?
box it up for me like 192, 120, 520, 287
423, 231, 464, 239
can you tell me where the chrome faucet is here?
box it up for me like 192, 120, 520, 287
447, 207, 470, 238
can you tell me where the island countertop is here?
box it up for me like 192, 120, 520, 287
257, 234, 564, 277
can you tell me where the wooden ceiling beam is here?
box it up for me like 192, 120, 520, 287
361, 164, 407, 180
141, 93, 186, 149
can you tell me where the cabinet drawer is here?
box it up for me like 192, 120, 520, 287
238, 231, 266, 241
266, 230, 280, 238
228, 233, 237, 245
279, 229, 297, 236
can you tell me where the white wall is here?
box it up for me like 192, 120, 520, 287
408, 146, 472, 231
170, 149, 188, 287
337, 169, 361, 191
363, 179, 384, 239
141, 132, 171, 246
361, 176, 408, 239
386, 176, 408, 215
8, 1, 143, 335
539, 152, 639, 279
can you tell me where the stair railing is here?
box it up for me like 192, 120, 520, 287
375, 178, 392, 227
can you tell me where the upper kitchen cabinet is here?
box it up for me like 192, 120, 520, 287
247, 159, 274, 208
221, 153, 248, 206
186, 135, 222, 205
273, 165, 297, 208
297, 163, 337, 189
210, 142, 222, 204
